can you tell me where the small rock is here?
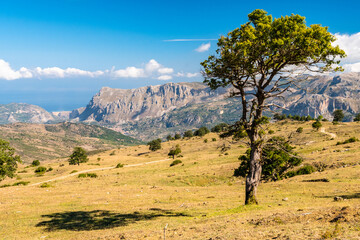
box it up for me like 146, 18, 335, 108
282, 197, 288, 201
334, 196, 343, 201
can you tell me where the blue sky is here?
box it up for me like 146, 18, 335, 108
0, 0, 359, 111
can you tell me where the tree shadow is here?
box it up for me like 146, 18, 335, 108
36, 209, 188, 232
318, 193, 360, 200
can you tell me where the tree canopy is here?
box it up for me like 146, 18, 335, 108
0, 139, 21, 181
68, 147, 88, 165
201, 9, 345, 205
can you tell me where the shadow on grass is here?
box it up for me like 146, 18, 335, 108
36, 209, 188, 231
318, 193, 360, 200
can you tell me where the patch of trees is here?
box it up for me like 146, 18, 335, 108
147, 139, 162, 151
336, 137, 359, 145
68, 147, 89, 165
211, 123, 229, 133
274, 113, 317, 122
0, 139, 21, 182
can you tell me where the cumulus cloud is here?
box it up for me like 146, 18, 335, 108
195, 42, 211, 52
0, 59, 178, 80
334, 33, 360, 64
175, 72, 200, 78
343, 62, 360, 72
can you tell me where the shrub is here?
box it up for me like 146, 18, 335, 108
312, 120, 322, 131
0, 184, 11, 188
211, 123, 229, 133
40, 183, 51, 188
296, 165, 316, 175
116, 163, 124, 168
34, 166, 47, 174
194, 126, 210, 137
234, 137, 302, 181
46, 167, 53, 172
147, 139, 162, 151
12, 181, 30, 186
183, 130, 193, 138
70, 170, 78, 174
18, 170, 27, 173
268, 130, 275, 134
68, 147, 88, 165
333, 109, 344, 122
168, 145, 181, 159
174, 133, 182, 140
354, 113, 360, 122
336, 137, 359, 145
204, 139, 208, 143
31, 160, 40, 167
212, 138, 217, 142
170, 160, 182, 167
296, 127, 303, 133
78, 173, 97, 178
166, 134, 172, 141
109, 151, 116, 156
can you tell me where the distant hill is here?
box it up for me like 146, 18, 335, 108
0, 103, 55, 124
0, 122, 143, 163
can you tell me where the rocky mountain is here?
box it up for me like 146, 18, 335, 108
0, 103, 55, 124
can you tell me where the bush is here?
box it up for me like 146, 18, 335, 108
12, 181, 30, 186
68, 147, 88, 165
296, 127, 303, 133
336, 137, 359, 145
312, 121, 322, 131
174, 133, 182, 140
285, 165, 315, 178
211, 123, 229, 133
31, 160, 40, 167
34, 166, 47, 174
168, 145, 181, 159
234, 137, 302, 181
0, 184, 11, 188
46, 167, 53, 172
268, 130, 275, 134
109, 151, 116, 156
212, 138, 217, 142
40, 183, 51, 188
170, 160, 182, 167
147, 139, 162, 151
194, 126, 210, 137
204, 139, 208, 143
78, 173, 97, 178
70, 170, 78, 174
116, 163, 124, 168
354, 113, 360, 122
333, 109, 344, 122
183, 130, 193, 138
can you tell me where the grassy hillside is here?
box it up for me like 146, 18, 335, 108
0, 121, 360, 239
0, 122, 143, 163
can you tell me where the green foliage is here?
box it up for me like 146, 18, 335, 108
234, 137, 302, 181
317, 115, 324, 121
312, 121, 322, 131
212, 138, 217, 142
0, 139, 21, 181
274, 113, 314, 122
354, 113, 360, 122
183, 130, 193, 138
147, 139, 162, 151
296, 127, 303, 133
204, 139, 208, 143
31, 160, 40, 167
170, 159, 182, 167
116, 163, 124, 168
168, 144, 182, 159
166, 134, 172, 141
78, 173, 97, 178
174, 133, 182, 140
211, 123, 229, 133
46, 167, 53, 172
34, 166, 47, 174
68, 147, 88, 165
12, 181, 30, 186
194, 126, 210, 137
40, 183, 51, 188
285, 165, 315, 178
336, 137, 359, 145
333, 109, 344, 122
70, 170, 78, 174
268, 130, 275, 134
109, 150, 116, 156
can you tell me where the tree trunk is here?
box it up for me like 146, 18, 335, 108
245, 137, 262, 205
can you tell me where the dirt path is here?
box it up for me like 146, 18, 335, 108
320, 127, 337, 138
30, 158, 171, 186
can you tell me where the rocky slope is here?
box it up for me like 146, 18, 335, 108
0, 103, 55, 124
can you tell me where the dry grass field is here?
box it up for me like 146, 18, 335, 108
1, 120, 360, 239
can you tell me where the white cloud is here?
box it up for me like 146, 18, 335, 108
145, 59, 161, 73
343, 62, 360, 72
175, 72, 199, 78
158, 67, 174, 74
334, 33, 360, 64
112, 67, 145, 78
158, 75, 173, 80
0, 60, 32, 80
195, 42, 211, 52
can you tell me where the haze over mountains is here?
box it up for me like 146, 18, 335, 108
1, 72, 360, 140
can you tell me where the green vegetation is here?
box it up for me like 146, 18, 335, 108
34, 166, 47, 174
183, 130, 193, 138
170, 159, 182, 167
285, 165, 316, 178
116, 163, 124, 168
296, 127, 303, 133
194, 126, 210, 137
40, 183, 51, 188
168, 145, 182, 159
31, 160, 40, 167
312, 121, 322, 131
12, 181, 30, 186
211, 123, 229, 133
336, 137, 359, 145
333, 109, 344, 122
0, 139, 21, 182
234, 137, 302, 181
147, 139, 162, 151
354, 113, 360, 122
68, 147, 89, 165
274, 113, 314, 121
78, 173, 98, 178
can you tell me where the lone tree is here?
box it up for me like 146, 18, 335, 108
354, 113, 360, 122
333, 109, 344, 122
0, 139, 21, 181
168, 144, 182, 159
147, 139, 162, 151
201, 9, 345, 204
68, 147, 88, 165
312, 120, 322, 131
